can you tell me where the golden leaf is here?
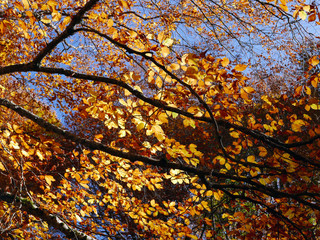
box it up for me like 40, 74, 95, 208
247, 155, 256, 163
221, 57, 230, 67
0, 162, 5, 171
299, 11, 307, 20
309, 56, 319, 66
243, 86, 255, 93
213, 190, 223, 201
234, 64, 247, 71
258, 146, 268, 157
291, 119, 305, 132
163, 38, 174, 47
44, 175, 55, 186
160, 46, 170, 57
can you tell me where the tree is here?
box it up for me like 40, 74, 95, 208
0, 0, 320, 239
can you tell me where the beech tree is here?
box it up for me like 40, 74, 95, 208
0, 0, 320, 239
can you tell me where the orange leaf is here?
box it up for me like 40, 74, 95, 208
234, 64, 247, 71
221, 57, 230, 67
243, 86, 255, 93
309, 56, 319, 66
258, 146, 268, 157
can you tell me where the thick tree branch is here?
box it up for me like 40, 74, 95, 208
32, 0, 100, 65
0, 191, 95, 240
0, 98, 210, 177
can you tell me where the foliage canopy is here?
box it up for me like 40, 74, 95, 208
0, 0, 320, 239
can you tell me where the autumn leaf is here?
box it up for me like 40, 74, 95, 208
44, 175, 55, 186
0, 162, 6, 171
243, 86, 255, 93
258, 146, 268, 157
299, 11, 307, 20
160, 46, 170, 57
291, 119, 305, 132
221, 57, 230, 67
308, 56, 319, 66
234, 64, 247, 71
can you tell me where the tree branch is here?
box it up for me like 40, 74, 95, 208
0, 191, 95, 240
32, 0, 100, 65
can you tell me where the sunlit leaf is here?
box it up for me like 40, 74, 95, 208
221, 57, 229, 67
309, 56, 319, 66
299, 11, 307, 20
234, 64, 247, 71
44, 175, 55, 186
291, 119, 305, 132
258, 146, 268, 157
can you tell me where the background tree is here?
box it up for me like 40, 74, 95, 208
0, 0, 320, 239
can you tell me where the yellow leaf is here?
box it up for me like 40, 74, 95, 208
310, 104, 320, 110
157, 31, 165, 43
41, 17, 51, 24
190, 158, 199, 166
158, 112, 168, 124
215, 156, 225, 165
21, 149, 29, 157
152, 125, 165, 141
225, 163, 231, 170
119, 98, 127, 106
160, 46, 170, 57
94, 134, 104, 140
309, 56, 319, 66
206, 190, 213, 197
118, 129, 126, 137
0, 162, 6, 171
10, 140, 20, 150
163, 38, 174, 47
293, 9, 299, 19
247, 155, 256, 163
75, 214, 82, 222
230, 131, 240, 138
213, 190, 223, 201
170, 63, 180, 70
243, 86, 255, 93
52, 12, 61, 22
291, 119, 305, 132
295, 85, 303, 96
61, 16, 71, 27
280, 4, 288, 12
311, 77, 318, 88
240, 88, 249, 100
303, 5, 311, 12
299, 11, 307, 20
183, 118, 195, 128
44, 175, 55, 186
137, 122, 145, 131
305, 86, 311, 95
22, 0, 30, 9
107, 18, 114, 28
156, 76, 163, 88
221, 57, 229, 67
189, 143, 197, 152
234, 64, 247, 71
36, 150, 44, 160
